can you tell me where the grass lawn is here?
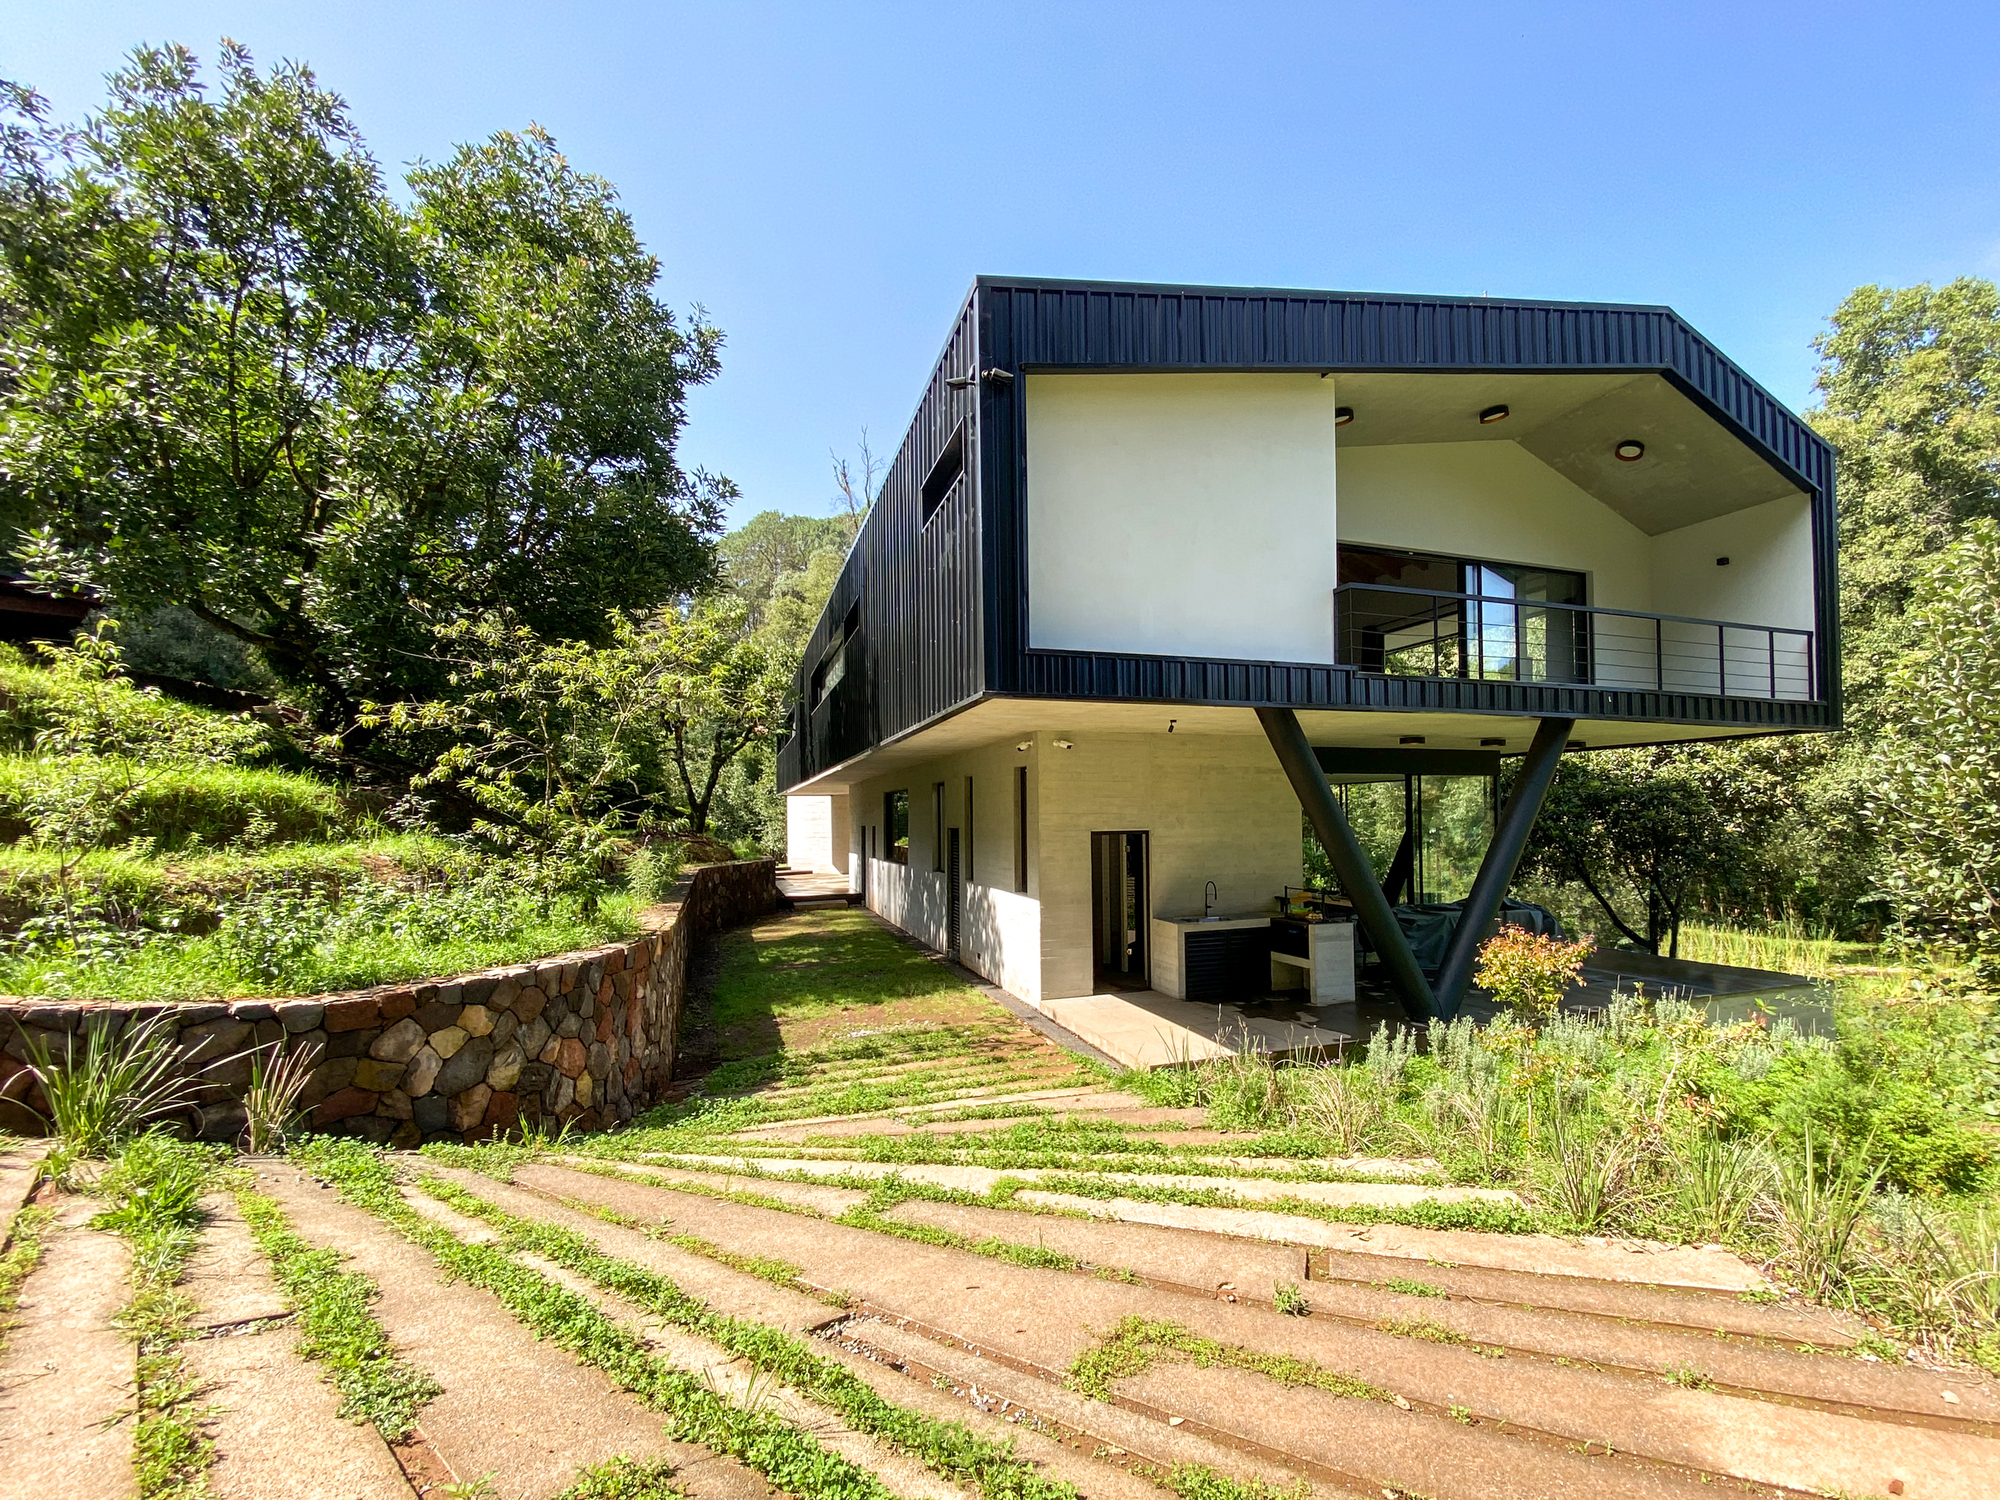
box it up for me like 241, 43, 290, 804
646, 906, 1094, 1125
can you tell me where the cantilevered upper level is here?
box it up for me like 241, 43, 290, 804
776, 277, 1838, 794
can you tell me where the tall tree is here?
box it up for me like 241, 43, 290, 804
0, 45, 730, 726
1811, 279, 2000, 722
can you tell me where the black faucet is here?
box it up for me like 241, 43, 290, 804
1204, 881, 1218, 918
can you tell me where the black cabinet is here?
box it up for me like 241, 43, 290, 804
1183, 926, 1272, 1001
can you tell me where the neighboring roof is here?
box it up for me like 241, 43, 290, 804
975, 276, 1832, 496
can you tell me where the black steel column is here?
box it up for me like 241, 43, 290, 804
1431, 716, 1576, 1018
1256, 707, 1438, 1021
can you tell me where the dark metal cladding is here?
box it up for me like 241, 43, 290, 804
787, 292, 983, 788
776, 277, 1841, 792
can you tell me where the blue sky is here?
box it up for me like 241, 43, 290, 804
10, 3, 1998, 529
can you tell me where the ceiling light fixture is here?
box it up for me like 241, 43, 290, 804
1334, 406, 1354, 426
1614, 439, 1646, 462
1480, 737, 1507, 747
1399, 735, 1426, 745
1478, 404, 1509, 424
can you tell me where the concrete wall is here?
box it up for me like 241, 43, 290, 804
849, 730, 1300, 1005
1025, 373, 1341, 664
785, 794, 850, 875
1337, 441, 1655, 612
1650, 495, 1815, 631
0, 859, 776, 1147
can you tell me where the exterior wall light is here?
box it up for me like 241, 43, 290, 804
1399, 735, 1426, 745
1478, 404, 1509, 424
1334, 406, 1354, 426
1480, 737, 1507, 747
1053, 739, 1074, 750
1614, 439, 1646, 462
1015, 741, 1033, 752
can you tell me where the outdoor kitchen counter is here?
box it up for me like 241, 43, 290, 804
1149, 915, 1275, 1002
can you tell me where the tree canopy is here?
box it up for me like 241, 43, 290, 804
0, 44, 731, 725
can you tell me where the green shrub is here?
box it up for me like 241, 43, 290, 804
0, 757, 350, 850
0, 638, 270, 764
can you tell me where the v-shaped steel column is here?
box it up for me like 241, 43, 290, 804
1430, 716, 1575, 1018
1256, 707, 1438, 1020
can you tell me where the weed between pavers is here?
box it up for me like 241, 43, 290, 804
1127, 1458, 1309, 1500
91, 1135, 241, 1500
554, 1454, 685, 1498
1373, 1315, 1506, 1358
301, 1139, 1080, 1500
1375, 1277, 1449, 1299
235, 1184, 444, 1440
1069, 1314, 1391, 1405
0, 1203, 53, 1353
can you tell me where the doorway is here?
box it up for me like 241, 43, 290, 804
1091, 831, 1150, 991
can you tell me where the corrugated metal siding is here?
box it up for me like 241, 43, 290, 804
780, 293, 985, 789
1017, 648, 1831, 730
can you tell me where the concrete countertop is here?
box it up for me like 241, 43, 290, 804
1154, 915, 1273, 932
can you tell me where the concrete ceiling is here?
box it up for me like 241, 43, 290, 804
1332, 372, 1807, 535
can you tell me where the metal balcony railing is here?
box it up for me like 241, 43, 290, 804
1334, 583, 1817, 701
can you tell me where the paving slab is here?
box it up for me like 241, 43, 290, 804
1039, 991, 1351, 1069
184, 1330, 415, 1500
652, 1154, 1516, 1208
1310, 1244, 1857, 1347
0, 1198, 135, 1499
510, 1248, 967, 1500
1015, 1193, 1776, 1292
183, 1194, 292, 1331
884, 1199, 1310, 1302
521, 1161, 1990, 1495
847, 1315, 1351, 1500
1136, 1294, 2000, 1500
461, 1169, 1194, 1500
0, 1144, 46, 1245
1116, 1355, 1713, 1500
252, 1167, 757, 1500
425, 1165, 839, 1334
558, 1157, 871, 1217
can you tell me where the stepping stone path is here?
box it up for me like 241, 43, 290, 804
3, 1079, 1997, 1498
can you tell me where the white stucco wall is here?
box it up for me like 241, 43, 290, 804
1336, 441, 1654, 611
1649, 495, 1815, 631
850, 728, 1302, 1006
784, 794, 850, 875
1025, 373, 1341, 663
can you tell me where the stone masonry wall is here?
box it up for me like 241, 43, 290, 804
0, 858, 775, 1148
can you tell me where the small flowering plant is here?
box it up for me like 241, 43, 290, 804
1473, 925, 1594, 1024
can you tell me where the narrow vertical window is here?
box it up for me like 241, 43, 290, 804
933, 783, 945, 871
964, 777, 975, 884
885, 791, 909, 865
1014, 765, 1029, 894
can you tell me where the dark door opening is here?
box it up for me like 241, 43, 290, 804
946, 828, 962, 958
1091, 831, 1150, 991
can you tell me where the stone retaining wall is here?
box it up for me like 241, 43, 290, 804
0, 858, 775, 1147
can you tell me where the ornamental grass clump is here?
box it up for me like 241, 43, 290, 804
1473, 925, 1594, 1023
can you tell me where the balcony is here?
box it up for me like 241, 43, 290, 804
1334, 583, 1817, 702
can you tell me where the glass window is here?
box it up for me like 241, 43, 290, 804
884, 790, 909, 865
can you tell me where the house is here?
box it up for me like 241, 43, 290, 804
775, 278, 1837, 1024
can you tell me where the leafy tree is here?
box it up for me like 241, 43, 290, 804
1867, 520, 2000, 968
1520, 751, 1744, 956
0, 45, 730, 727
1811, 279, 2000, 721
717, 510, 852, 634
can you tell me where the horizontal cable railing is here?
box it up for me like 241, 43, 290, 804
1334, 583, 1817, 702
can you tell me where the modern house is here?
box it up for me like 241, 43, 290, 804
777, 278, 1837, 1025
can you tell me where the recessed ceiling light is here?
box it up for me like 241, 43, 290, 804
1478, 404, 1509, 424
1334, 406, 1354, 426
1399, 735, 1426, 745
1480, 737, 1507, 747
1614, 439, 1646, 462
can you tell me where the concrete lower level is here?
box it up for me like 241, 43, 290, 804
1038, 989, 1351, 1070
